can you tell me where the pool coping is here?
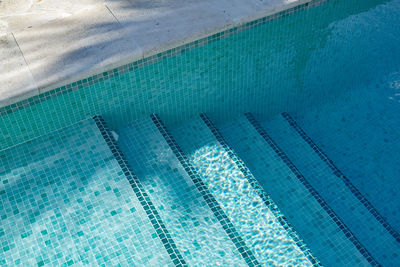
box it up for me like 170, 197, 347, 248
0, 0, 327, 113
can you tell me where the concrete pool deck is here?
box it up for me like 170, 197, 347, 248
0, 0, 310, 108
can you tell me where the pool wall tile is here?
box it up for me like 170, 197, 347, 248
0, 0, 380, 151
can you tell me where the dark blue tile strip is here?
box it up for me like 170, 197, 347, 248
245, 112, 380, 267
150, 113, 260, 267
92, 115, 187, 267
199, 113, 321, 267
281, 112, 400, 244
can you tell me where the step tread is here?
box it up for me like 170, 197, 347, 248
261, 113, 400, 266
0, 118, 173, 266
218, 115, 371, 266
117, 117, 247, 266
169, 116, 315, 266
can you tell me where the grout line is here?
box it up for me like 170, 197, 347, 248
92, 115, 188, 267
150, 113, 261, 267
245, 112, 381, 267
281, 112, 400, 243
104, 4, 144, 58
199, 113, 321, 267
105, 4, 121, 25
0, 115, 93, 154
11, 32, 40, 90
12, 33, 29, 69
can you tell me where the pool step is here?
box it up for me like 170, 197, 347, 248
167, 114, 318, 266
116, 117, 248, 266
216, 114, 375, 266
259, 112, 400, 266
93, 116, 186, 266
0, 117, 176, 266
3, 113, 393, 266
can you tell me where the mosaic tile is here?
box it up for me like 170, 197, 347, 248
93, 116, 187, 266
294, 64, 400, 235
168, 115, 318, 266
282, 113, 400, 242
246, 113, 383, 265
259, 112, 400, 265
0, 118, 173, 266
116, 117, 247, 266
0, 0, 383, 151
217, 114, 372, 266
151, 114, 259, 267
0, 0, 398, 265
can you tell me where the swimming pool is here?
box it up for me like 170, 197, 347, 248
1, 0, 400, 265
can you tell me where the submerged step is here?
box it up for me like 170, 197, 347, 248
0, 118, 174, 266
281, 112, 400, 242
93, 116, 186, 266
116, 117, 247, 266
217, 114, 374, 266
260, 113, 400, 266
168, 114, 317, 266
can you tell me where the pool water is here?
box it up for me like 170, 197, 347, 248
1, 0, 400, 266
0, 119, 174, 266
295, 71, 400, 233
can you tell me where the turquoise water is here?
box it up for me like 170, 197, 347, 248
0, 119, 174, 266
290, 0, 400, 240
1, 0, 400, 266
295, 71, 400, 229
218, 116, 370, 266
117, 118, 246, 266
260, 114, 400, 266
169, 117, 313, 266
0, 0, 389, 150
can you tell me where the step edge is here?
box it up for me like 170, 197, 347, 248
92, 115, 188, 267
265, 113, 400, 258
281, 112, 400, 243
200, 113, 321, 267
245, 112, 380, 267
150, 113, 261, 267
